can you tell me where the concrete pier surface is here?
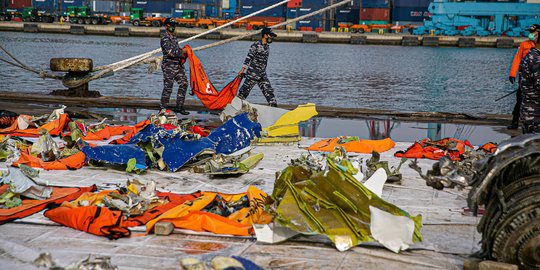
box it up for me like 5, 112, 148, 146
0, 138, 479, 270
0, 21, 526, 48
0, 100, 502, 269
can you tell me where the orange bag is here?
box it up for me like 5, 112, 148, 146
0, 184, 95, 225
146, 186, 272, 236
13, 151, 86, 170
184, 45, 243, 110
45, 205, 131, 239
5, 114, 70, 137
306, 137, 396, 153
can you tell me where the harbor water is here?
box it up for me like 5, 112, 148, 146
0, 31, 517, 115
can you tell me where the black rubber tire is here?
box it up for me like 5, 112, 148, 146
132, 20, 140, 26
151, 20, 160, 27
77, 18, 83, 24
84, 18, 91, 24
91, 18, 98, 25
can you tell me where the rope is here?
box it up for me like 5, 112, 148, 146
1, 0, 352, 86
0, 45, 63, 80
92, 0, 292, 72
144, 0, 353, 72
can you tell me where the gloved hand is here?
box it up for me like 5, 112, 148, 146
509, 76, 516, 84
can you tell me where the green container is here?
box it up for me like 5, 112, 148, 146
358, 20, 389, 25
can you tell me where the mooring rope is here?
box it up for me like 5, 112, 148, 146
1, 0, 352, 86
146, 0, 353, 73
0, 45, 63, 79
92, 0, 293, 72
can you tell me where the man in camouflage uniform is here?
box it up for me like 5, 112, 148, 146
519, 27, 540, 133
160, 18, 189, 115
238, 27, 278, 107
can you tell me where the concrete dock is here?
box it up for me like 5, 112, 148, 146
0, 92, 513, 126
0, 21, 526, 48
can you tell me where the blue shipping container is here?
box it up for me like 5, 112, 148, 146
61, 0, 85, 10
393, 0, 431, 8
391, 7, 429, 22
204, 5, 217, 17
361, 0, 389, 8
336, 8, 359, 23
299, 0, 327, 9
240, 4, 285, 17
190, 0, 217, 5
32, 0, 57, 13
132, 0, 176, 13
287, 7, 323, 20
91, 0, 115, 13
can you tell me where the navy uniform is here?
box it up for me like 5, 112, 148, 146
160, 18, 189, 115
238, 27, 278, 107
518, 46, 540, 133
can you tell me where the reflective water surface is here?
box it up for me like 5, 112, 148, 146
0, 31, 517, 115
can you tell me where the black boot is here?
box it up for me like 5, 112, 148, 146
506, 121, 519, 129
507, 122, 519, 130
173, 106, 190, 115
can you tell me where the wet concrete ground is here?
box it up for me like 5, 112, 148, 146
0, 138, 481, 270
0, 102, 515, 269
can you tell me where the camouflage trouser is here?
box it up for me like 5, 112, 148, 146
522, 121, 540, 134
511, 87, 522, 125
238, 72, 277, 106
161, 63, 188, 109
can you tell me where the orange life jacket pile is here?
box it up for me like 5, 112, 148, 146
44, 190, 201, 239
43, 186, 272, 239
394, 138, 475, 161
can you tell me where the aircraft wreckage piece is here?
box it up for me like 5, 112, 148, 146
465, 134, 540, 269
414, 134, 540, 269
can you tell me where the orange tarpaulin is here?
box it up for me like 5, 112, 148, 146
184, 45, 243, 110
0, 114, 70, 137
0, 184, 96, 225
306, 137, 396, 154
13, 151, 86, 170
146, 186, 272, 236
394, 138, 474, 161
